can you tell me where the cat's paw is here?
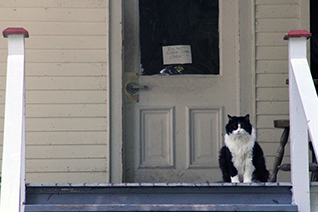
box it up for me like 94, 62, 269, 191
243, 168, 253, 183
243, 177, 252, 183
231, 175, 240, 183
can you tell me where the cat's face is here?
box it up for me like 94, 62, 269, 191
225, 114, 252, 136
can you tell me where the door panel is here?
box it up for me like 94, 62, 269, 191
139, 106, 175, 168
188, 106, 222, 168
124, 0, 238, 183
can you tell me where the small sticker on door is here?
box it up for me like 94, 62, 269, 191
162, 45, 192, 65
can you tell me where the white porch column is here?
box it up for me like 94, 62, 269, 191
284, 30, 312, 212
0, 28, 29, 212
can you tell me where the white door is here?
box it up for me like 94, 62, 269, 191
124, 0, 239, 183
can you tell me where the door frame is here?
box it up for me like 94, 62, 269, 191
109, 0, 124, 183
109, 0, 255, 183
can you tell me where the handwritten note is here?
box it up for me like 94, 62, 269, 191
162, 45, 192, 65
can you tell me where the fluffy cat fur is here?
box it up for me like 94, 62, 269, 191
219, 114, 269, 183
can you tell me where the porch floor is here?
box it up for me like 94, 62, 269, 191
25, 182, 298, 211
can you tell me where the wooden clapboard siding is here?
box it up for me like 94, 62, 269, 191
0, 76, 107, 90
256, 5, 299, 18
26, 159, 107, 172
0, 132, 108, 146
257, 101, 289, 115
26, 104, 107, 118
256, 46, 288, 60
257, 88, 289, 101
257, 115, 289, 128
0, 8, 107, 22
25, 132, 108, 145
256, 33, 287, 46
26, 172, 108, 183
255, 0, 299, 5
257, 128, 288, 142
256, 19, 299, 32
26, 36, 107, 50
26, 118, 107, 132
0, 63, 107, 76
255, 0, 309, 181
0, 145, 107, 159
256, 60, 289, 74
0, 0, 108, 8
256, 73, 288, 87
255, 3, 300, 181
0, 0, 109, 183
262, 143, 290, 157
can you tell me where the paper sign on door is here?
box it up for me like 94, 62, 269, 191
162, 45, 192, 65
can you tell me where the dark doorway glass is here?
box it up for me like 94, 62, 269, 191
310, 0, 318, 91
139, 0, 219, 75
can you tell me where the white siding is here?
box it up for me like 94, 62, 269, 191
0, 0, 109, 183
255, 0, 309, 181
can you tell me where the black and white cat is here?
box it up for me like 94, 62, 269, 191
219, 114, 269, 183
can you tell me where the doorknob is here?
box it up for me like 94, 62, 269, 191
124, 72, 148, 103
126, 82, 148, 94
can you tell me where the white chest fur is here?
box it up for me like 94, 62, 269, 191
224, 127, 256, 182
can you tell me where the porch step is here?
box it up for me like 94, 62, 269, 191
25, 182, 297, 212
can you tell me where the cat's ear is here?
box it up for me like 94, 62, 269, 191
227, 114, 233, 121
244, 114, 250, 121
